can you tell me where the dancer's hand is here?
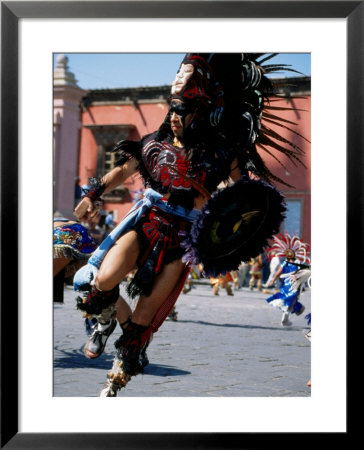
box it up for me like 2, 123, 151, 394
73, 197, 97, 220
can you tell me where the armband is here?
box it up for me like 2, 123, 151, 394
82, 177, 105, 201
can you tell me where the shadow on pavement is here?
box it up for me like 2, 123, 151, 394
143, 363, 191, 377
177, 319, 301, 332
53, 348, 191, 378
53, 346, 114, 370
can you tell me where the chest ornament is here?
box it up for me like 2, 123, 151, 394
142, 140, 206, 194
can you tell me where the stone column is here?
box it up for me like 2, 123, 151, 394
53, 54, 86, 217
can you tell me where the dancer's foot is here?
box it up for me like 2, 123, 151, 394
281, 312, 292, 326
113, 321, 149, 376
84, 319, 117, 359
167, 309, 178, 321
99, 353, 131, 397
99, 327, 150, 397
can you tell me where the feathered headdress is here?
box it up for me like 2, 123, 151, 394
168, 53, 308, 187
267, 231, 310, 264
170, 53, 310, 276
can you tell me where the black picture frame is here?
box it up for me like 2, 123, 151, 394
1, 1, 359, 448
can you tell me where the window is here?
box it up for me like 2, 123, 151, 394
83, 124, 136, 203
103, 145, 120, 174
283, 199, 302, 236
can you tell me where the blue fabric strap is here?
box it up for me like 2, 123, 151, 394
74, 189, 199, 291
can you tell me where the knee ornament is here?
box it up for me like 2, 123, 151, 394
76, 285, 119, 315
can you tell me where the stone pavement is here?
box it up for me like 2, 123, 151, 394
53, 282, 311, 397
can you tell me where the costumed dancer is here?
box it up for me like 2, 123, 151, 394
53, 217, 96, 302
166, 306, 178, 321
281, 266, 312, 386
231, 270, 240, 290
248, 254, 264, 291
262, 253, 282, 294
210, 273, 234, 296
265, 232, 310, 326
237, 261, 250, 288
72, 53, 305, 396
183, 264, 201, 294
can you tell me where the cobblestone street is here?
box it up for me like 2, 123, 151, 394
53, 281, 311, 397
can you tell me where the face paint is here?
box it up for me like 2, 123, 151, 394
169, 101, 193, 120
169, 101, 194, 136
285, 249, 295, 259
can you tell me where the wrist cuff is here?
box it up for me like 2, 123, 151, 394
82, 177, 105, 201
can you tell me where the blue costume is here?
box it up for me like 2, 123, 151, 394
266, 260, 305, 315
54, 220, 96, 260
53, 219, 96, 303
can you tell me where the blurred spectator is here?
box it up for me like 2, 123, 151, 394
248, 254, 263, 291
74, 177, 83, 208
237, 261, 249, 288
105, 210, 115, 228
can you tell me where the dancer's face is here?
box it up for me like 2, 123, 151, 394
170, 100, 193, 139
285, 249, 295, 260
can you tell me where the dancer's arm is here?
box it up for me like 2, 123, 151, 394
74, 158, 138, 220
100, 159, 138, 194
267, 265, 283, 287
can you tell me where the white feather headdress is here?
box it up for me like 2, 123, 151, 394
267, 231, 310, 264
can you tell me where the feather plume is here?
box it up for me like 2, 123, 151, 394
281, 268, 311, 293
267, 231, 310, 264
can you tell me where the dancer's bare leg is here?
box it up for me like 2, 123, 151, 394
95, 230, 139, 323
132, 259, 186, 326
115, 296, 133, 323
83, 231, 139, 359
99, 259, 186, 396
96, 230, 140, 290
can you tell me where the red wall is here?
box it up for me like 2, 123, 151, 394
79, 101, 169, 220
261, 96, 311, 245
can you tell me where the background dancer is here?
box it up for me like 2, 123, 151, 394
280, 266, 312, 386
210, 273, 234, 296
73, 53, 305, 396
53, 217, 96, 302
248, 254, 264, 291
262, 253, 282, 294
265, 232, 310, 326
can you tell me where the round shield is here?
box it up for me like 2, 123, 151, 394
183, 177, 286, 277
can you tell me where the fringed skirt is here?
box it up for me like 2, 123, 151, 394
266, 282, 304, 314
127, 206, 191, 298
